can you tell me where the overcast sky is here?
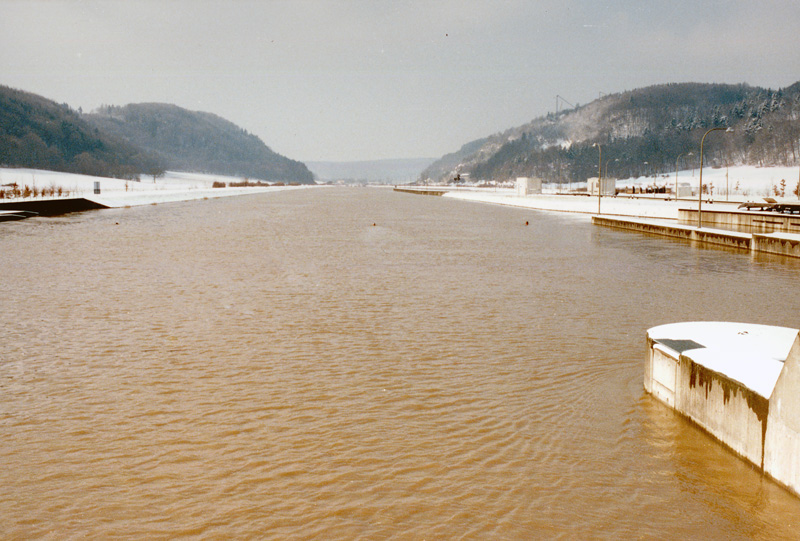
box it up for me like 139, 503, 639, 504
2, 0, 800, 162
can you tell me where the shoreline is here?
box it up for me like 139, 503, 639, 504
397, 187, 800, 259
0, 168, 319, 217
0, 186, 314, 218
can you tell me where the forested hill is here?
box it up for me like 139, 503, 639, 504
85, 103, 314, 183
420, 82, 800, 184
0, 85, 165, 179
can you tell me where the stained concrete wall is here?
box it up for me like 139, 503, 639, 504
676, 359, 768, 468
647, 328, 800, 496
594, 217, 752, 251
645, 339, 766, 469
752, 234, 800, 258
594, 216, 800, 259
679, 208, 800, 234
765, 335, 800, 494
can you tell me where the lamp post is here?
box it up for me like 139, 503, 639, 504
697, 127, 733, 228
642, 162, 654, 196
593, 143, 602, 214
604, 158, 618, 181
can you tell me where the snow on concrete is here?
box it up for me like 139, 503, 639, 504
648, 322, 799, 399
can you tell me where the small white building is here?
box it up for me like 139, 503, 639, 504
516, 177, 542, 196
677, 182, 692, 197
587, 177, 616, 196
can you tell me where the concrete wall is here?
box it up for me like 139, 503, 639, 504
693, 228, 752, 251
644, 338, 766, 468
646, 342, 678, 407
647, 329, 800, 496
676, 359, 767, 468
393, 188, 446, 196
0, 198, 108, 216
594, 216, 800, 259
765, 335, 800, 494
679, 208, 800, 234
594, 217, 752, 251
752, 234, 800, 258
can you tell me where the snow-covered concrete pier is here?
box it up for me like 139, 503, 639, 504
645, 322, 800, 495
593, 215, 800, 259
679, 207, 800, 234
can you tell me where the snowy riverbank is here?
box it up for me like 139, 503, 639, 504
443, 190, 685, 220
439, 165, 800, 220
0, 168, 314, 208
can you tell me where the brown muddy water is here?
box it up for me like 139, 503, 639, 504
2, 188, 800, 539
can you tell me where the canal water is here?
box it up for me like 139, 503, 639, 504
1, 188, 799, 538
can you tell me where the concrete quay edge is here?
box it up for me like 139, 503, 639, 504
645, 322, 800, 497
593, 215, 800, 259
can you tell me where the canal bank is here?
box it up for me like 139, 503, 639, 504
0, 185, 314, 219
0, 168, 317, 220
0, 197, 108, 217
592, 215, 800, 259
396, 188, 800, 260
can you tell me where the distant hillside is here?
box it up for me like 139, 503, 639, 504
0, 85, 165, 179
86, 103, 314, 184
421, 82, 800, 184
306, 158, 437, 184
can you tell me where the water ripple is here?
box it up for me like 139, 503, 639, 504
2, 189, 800, 538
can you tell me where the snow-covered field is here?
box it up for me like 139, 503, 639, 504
613, 165, 800, 199
442, 165, 800, 220
445, 190, 684, 219
1, 165, 798, 216
0, 168, 313, 207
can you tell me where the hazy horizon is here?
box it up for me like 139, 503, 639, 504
3, 1, 800, 162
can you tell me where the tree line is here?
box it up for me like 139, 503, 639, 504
424, 82, 800, 184
0, 85, 165, 180
0, 85, 314, 183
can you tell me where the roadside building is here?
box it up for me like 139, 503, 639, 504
516, 177, 542, 196
587, 177, 616, 196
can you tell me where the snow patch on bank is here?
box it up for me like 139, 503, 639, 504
0, 168, 315, 207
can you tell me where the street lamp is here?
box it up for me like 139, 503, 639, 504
593, 143, 602, 214
604, 158, 618, 181
642, 162, 653, 195
697, 127, 733, 228
675, 152, 693, 201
